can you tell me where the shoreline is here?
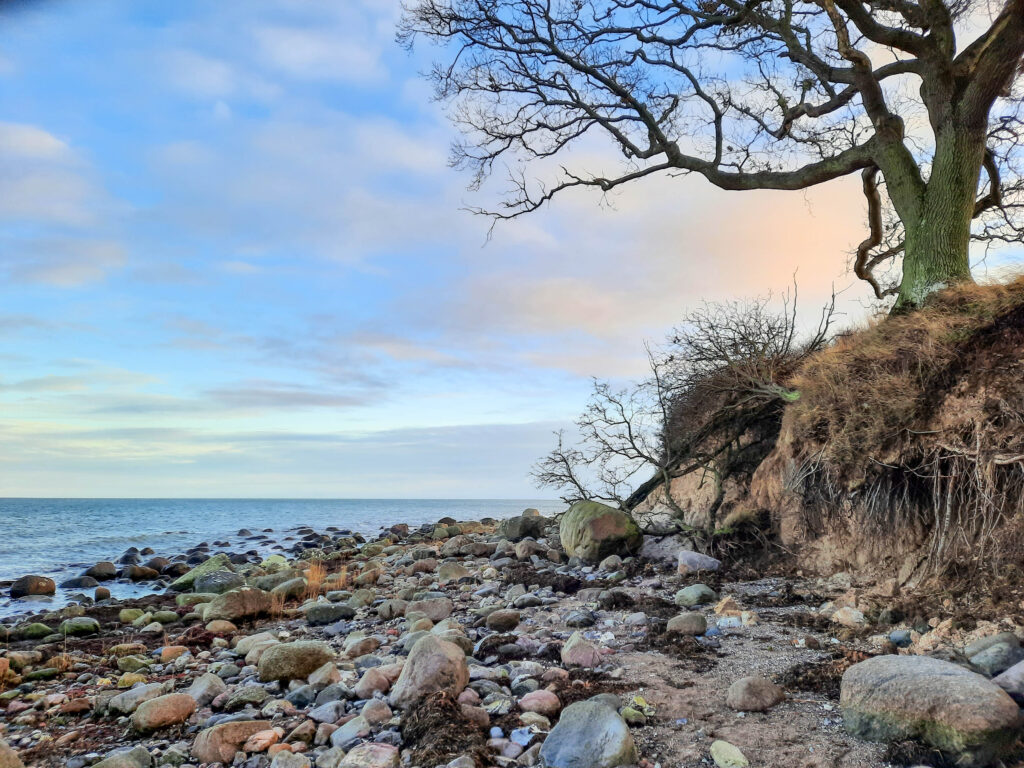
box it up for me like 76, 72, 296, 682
1, 508, 1022, 768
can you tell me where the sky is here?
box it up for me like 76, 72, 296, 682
0, 0, 1019, 498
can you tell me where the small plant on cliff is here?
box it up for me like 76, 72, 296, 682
533, 286, 836, 548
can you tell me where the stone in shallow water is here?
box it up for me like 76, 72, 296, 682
10, 575, 55, 598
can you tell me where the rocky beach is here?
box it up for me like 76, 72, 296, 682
2, 503, 1024, 768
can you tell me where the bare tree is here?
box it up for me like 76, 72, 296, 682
399, 0, 1024, 309
533, 288, 836, 541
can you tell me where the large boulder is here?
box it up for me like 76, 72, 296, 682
497, 514, 550, 542
539, 694, 638, 768
0, 739, 24, 768
203, 587, 272, 622
841, 655, 1021, 766
258, 641, 335, 682
191, 721, 272, 764
388, 634, 468, 709
559, 501, 641, 562
10, 575, 55, 599
169, 553, 233, 592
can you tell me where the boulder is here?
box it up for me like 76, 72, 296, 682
831, 606, 867, 628
406, 597, 453, 622
60, 616, 100, 636
677, 550, 722, 575
130, 693, 197, 732
519, 689, 561, 717
559, 501, 641, 562
486, 609, 521, 631
539, 694, 637, 768
497, 514, 549, 542
330, 715, 371, 748
59, 575, 100, 589
194, 570, 245, 594
10, 575, 55, 599
710, 740, 749, 768
726, 676, 784, 711
270, 753, 311, 768
109, 683, 167, 715
169, 553, 233, 592
86, 561, 118, 580
561, 631, 603, 668
126, 565, 160, 581
674, 583, 717, 607
841, 655, 1021, 767
271, 577, 308, 599
354, 667, 391, 699
438, 562, 470, 583
191, 721, 272, 764
92, 747, 152, 768
305, 602, 355, 626
389, 635, 468, 709
969, 641, 1024, 677
203, 587, 272, 622
639, 534, 690, 566
338, 744, 399, 768
258, 640, 336, 682
0, 740, 24, 768
667, 613, 707, 636
187, 672, 227, 706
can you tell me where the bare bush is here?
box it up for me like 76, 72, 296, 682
533, 286, 836, 544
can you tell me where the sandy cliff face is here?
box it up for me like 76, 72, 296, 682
634, 278, 1024, 585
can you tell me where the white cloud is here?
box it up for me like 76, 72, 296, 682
2, 238, 126, 286
164, 49, 236, 98
0, 122, 69, 160
253, 25, 386, 83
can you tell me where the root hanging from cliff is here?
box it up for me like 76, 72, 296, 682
778, 276, 1024, 579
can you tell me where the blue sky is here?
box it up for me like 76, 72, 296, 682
1, 0, 1017, 497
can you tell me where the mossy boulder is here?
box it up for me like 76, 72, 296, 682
841, 654, 1021, 767
559, 501, 641, 562
169, 554, 233, 592
18, 622, 53, 640
59, 616, 100, 636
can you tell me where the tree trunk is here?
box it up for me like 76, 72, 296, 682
894, 126, 985, 310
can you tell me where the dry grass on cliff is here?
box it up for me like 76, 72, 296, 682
786, 275, 1024, 572
791, 275, 1024, 468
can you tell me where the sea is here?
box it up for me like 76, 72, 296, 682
0, 498, 563, 618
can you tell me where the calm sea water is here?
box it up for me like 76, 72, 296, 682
0, 498, 562, 618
